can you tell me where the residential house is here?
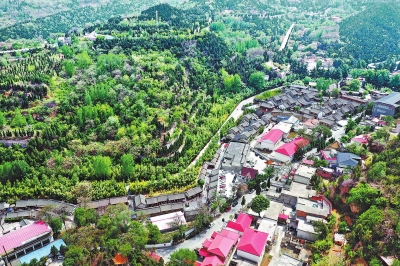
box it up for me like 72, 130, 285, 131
317, 167, 335, 180
226, 213, 253, 233
336, 152, 361, 168
271, 109, 282, 117
320, 148, 338, 166
274, 137, 310, 163
240, 167, 259, 180
150, 211, 187, 232
242, 113, 258, 122
351, 135, 369, 145
255, 129, 284, 151
303, 118, 319, 129
293, 165, 317, 185
296, 218, 321, 242
134, 194, 146, 209
261, 113, 273, 123
185, 186, 203, 200
221, 142, 250, 171
319, 118, 336, 128
236, 228, 269, 264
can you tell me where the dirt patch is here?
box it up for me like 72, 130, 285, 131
260, 254, 272, 266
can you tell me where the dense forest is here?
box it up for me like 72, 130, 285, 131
339, 2, 400, 62
0, 0, 173, 41
0, 3, 282, 203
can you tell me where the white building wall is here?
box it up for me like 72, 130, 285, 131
237, 250, 261, 264
297, 229, 319, 241
273, 152, 292, 163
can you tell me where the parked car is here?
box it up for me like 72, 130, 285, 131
57, 255, 65, 260
232, 200, 238, 207
208, 222, 215, 228
249, 189, 255, 194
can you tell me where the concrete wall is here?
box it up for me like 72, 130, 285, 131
293, 174, 310, 185
297, 229, 318, 242
237, 250, 260, 264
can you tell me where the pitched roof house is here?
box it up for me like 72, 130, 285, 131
237, 228, 269, 264
226, 213, 253, 233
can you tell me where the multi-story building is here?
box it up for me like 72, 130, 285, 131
372, 92, 400, 117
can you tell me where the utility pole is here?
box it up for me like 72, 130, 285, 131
156, 10, 158, 26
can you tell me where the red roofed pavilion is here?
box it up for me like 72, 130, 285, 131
112, 253, 128, 265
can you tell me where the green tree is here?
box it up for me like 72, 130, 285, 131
312, 220, 329, 240
250, 195, 270, 217
146, 222, 162, 244
349, 79, 361, 92
64, 245, 84, 265
0, 111, 6, 127
346, 183, 381, 212
93, 156, 112, 179
11, 109, 27, 127
76, 51, 92, 69
50, 245, 59, 257
241, 196, 246, 207
389, 74, 400, 89
121, 154, 134, 179
249, 71, 266, 91
73, 208, 87, 227
49, 217, 63, 237
331, 88, 340, 98
63, 60, 75, 77
316, 78, 330, 95
168, 248, 197, 266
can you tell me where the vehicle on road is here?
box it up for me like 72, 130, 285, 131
249, 189, 255, 194
232, 200, 238, 207
208, 222, 215, 228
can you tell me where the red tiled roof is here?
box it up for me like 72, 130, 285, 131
211, 231, 218, 239
237, 228, 268, 256
226, 213, 252, 232
240, 167, 259, 179
112, 253, 128, 265
201, 255, 225, 266
278, 213, 289, 220
195, 262, 202, 266
207, 235, 235, 259
148, 252, 161, 262
258, 129, 284, 143
0, 220, 51, 254
275, 137, 310, 156
219, 229, 240, 243
302, 159, 314, 166
202, 238, 213, 248
199, 248, 210, 257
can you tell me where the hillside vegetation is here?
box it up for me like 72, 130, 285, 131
339, 2, 400, 62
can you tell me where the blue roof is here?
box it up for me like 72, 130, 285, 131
337, 152, 361, 167
19, 239, 66, 264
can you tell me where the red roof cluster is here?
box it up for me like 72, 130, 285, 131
275, 137, 310, 156
237, 228, 269, 256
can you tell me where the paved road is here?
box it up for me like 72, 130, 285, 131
156, 193, 255, 262
279, 23, 295, 51
190, 96, 256, 166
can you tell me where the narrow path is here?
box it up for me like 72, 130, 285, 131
279, 23, 295, 51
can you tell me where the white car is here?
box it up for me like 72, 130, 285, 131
208, 222, 215, 228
